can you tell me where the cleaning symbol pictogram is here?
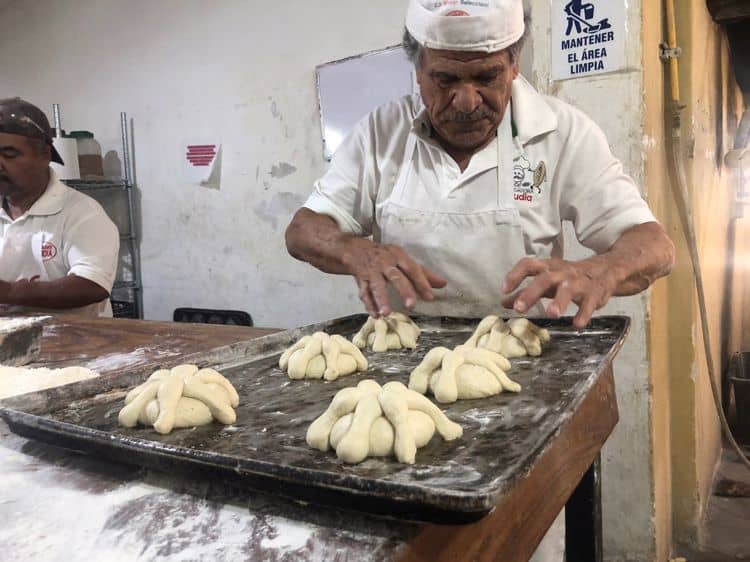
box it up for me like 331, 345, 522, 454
564, 0, 611, 36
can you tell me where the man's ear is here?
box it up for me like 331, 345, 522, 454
511, 58, 520, 80
36, 139, 52, 163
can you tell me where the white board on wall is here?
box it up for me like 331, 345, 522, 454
550, 0, 626, 81
316, 46, 416, 161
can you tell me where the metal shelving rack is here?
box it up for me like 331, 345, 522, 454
63, 113, 143, 318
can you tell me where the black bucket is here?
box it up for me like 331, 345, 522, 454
730, 352, 750, 443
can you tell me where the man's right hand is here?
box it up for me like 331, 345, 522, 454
341, 238, 447, 318
286, 209, 448, 318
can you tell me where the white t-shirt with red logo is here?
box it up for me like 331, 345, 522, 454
0, 169, 120, 317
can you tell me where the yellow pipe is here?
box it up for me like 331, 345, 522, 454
664, 0, 681, 106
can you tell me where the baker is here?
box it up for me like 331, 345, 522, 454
0, 97, 119, 317
285, 0, 674, 327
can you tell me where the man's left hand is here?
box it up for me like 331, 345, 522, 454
501, 223, 676, 328
501, 256, 619, 329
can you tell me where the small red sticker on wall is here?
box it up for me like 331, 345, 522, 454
186, 145, 217, 167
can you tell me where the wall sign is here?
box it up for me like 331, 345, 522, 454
550, 0, 626, 81
183, 142, 222, 189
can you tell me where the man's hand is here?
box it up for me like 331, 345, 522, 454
341, 238, 447, 318
286, 209, 447, 317
0, 276, 40, 304
501, 222, 675, 329
501, 257, 618, 329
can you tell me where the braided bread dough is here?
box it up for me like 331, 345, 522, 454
118, 364, 239, 434
352, 313, 421, 352
464, 316, 550, 358
409, 344, 521, 404
279, 332, 368, 380
306, 379, 462, 464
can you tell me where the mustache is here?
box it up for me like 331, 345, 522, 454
440, 108, 496, 123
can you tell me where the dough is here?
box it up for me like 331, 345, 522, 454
118, 365, 239, 434
329, 410, 435, 457
279, 332, 368, 381
408, 344, 521, 404
352, 313, 421, 352
464, 315, 550, 358
306, 379, 462, 465
0, 364, 98, 399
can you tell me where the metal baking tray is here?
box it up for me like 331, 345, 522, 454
0, 314, 629, 524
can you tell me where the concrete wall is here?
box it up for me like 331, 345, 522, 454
0, 0, 411, 328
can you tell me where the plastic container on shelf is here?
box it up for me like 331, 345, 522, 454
50, 133, 80, 180
69, 130, 104, 178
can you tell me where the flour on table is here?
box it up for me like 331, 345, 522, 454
0, 364, 99, 399
0, 316, 50, 333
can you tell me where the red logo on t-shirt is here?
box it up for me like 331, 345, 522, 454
41, 241, 57, 260
446, 10, 470, 16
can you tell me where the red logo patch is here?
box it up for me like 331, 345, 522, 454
446, 10, 470, 16
41, 241, 57, 260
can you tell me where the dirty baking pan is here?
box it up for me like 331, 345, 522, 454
0, 314, 629, 524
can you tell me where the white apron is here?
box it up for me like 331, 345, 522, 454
379, 106, 540, 318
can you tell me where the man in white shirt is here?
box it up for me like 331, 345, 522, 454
286, 0, 674, 328
0, 97, 119, 317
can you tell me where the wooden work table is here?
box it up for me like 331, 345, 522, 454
0, 315, 617, 562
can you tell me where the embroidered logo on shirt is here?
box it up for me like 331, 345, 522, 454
41, 241, 57, 261
513, 156, 547, 202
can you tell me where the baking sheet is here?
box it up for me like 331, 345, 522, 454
0, 314, 629, 523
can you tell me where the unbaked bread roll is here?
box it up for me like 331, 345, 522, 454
464, 315, 550, 358
306, 379, 462, 464
408, 344, 521, 404
118, 365, 239, 434
279, 332, 368, 380
352, 313, 421, 352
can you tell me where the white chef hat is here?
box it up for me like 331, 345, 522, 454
405, 0, 525, 53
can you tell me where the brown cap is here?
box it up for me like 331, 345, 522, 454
0, 97, 64, 164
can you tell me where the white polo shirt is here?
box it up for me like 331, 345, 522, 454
305, 75, 656, 259
0, 169, 120, 317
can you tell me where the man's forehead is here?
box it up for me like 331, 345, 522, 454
422, 47, 510, 68
0, 131, 34, 149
